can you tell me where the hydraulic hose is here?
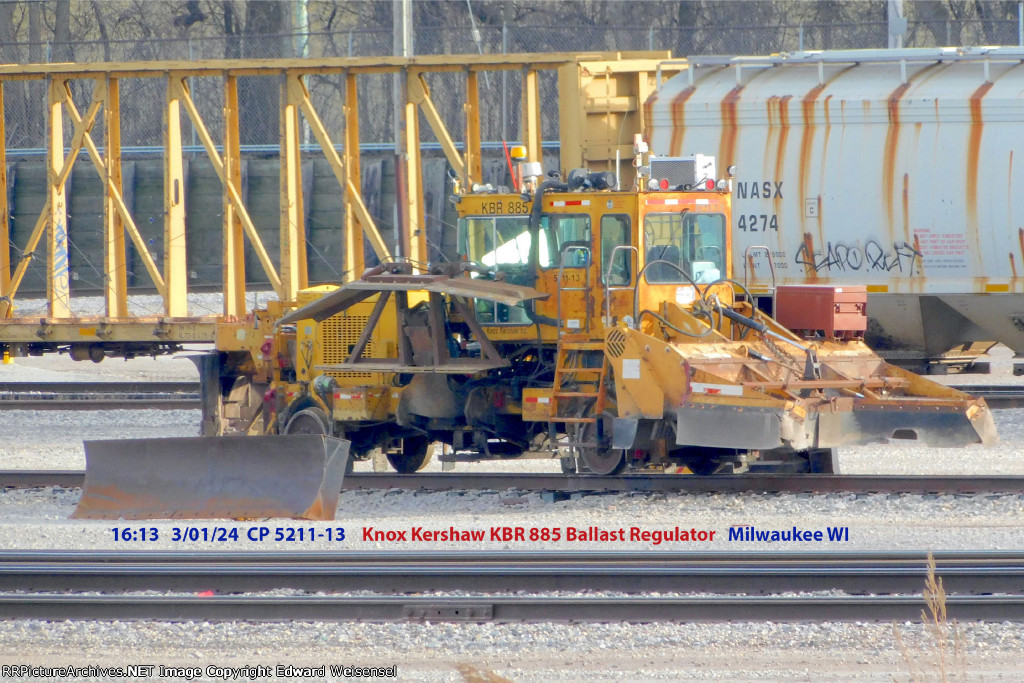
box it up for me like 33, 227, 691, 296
631, 260, 716, 338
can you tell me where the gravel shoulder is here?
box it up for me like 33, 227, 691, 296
3, 620, 1022, 681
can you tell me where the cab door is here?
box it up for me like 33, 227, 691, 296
598, 213, 636, 330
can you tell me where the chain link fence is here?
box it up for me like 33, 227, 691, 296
4, 17, 1024, 154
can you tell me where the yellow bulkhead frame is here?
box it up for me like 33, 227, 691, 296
0, 51, 672, 355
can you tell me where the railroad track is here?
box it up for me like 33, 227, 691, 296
0, 551, 1021, 622
0, 381, 199, 410
947, 384, 1024, 408
1, 594, 1019, 623
0, 381, 1018, 411
1, 551, 1021, 595
5, 470, 1024, 495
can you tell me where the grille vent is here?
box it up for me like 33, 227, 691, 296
606, 328, 626, 358
319, 313, 373, 379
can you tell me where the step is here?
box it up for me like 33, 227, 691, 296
554, 416, 599, 424
555, 367, 604, 375
554, 391, 600, 398
558, 342, 606, 351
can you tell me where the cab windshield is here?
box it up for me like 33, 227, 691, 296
643, 211, 726, 284
459, 216, 538, 267
458, 214, 592, 269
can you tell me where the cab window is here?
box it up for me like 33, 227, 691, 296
459, 214, 592, 269
457, 215, 537, 325
541, 214, 591, 268
459, 215, 536, 267
643, 212, 726, 284
600, 215, 632, 285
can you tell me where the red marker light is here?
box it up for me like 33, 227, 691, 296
659, 178, 670, 190
704, 179, 715, 190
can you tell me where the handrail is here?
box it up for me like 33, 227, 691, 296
742, 245, 777, 317
603, 245, 639, 326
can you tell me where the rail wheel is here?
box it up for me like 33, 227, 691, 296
387, 435, 432, 474
576, 419, 626, 475
284, 407, 329, 435
284, 407, 353, 473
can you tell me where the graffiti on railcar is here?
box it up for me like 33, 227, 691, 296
793, 238, 921, 275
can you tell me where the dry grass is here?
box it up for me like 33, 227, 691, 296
893, 552, 969, 683
455, 663, 515, 682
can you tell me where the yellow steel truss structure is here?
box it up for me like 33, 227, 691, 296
0, 51, 673, 348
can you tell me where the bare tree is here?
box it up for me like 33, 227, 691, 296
51, 0, 72, 61
972, 0, 1018, 44
221, 0, 242, 59
239, 0, 289, 144
914, 0, 962, 45
0, 3, 20, 62
89, 1, 112, 62
28, 1, 42, 63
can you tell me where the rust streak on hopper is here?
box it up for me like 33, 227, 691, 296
668, 85, 695, 155
967, 81, 995, 261
719, 86, 743, 170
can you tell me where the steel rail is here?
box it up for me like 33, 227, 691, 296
0, 383, 1014, 411
947, 384, 1024, 408
0, 382, 199, 394
0, 471, 85, 488
5, 382, 1007, 400
0, 594, 1019, 623
6, 471, 1024, 494
0, 398, 200, 410
343, 473, 1024, 494
0, 381, 200, 411
0, 381, 1017, 407
4, 382, 1012, 402
1, 551, 1023, 596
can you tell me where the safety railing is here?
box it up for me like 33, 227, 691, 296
603, 245, 639, 327
742, 245, 777, 317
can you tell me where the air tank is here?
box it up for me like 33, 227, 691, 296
646, 47, 1024, 361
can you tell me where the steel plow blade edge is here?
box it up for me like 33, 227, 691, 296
72, 435, 350, 521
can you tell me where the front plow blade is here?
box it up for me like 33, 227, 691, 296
72, 435, 349, 521
819, 401, 998, 449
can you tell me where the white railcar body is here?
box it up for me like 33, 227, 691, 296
647, 47, 1024, 359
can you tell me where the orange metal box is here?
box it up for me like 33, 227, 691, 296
774, 285, 867, 340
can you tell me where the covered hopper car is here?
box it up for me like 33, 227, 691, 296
646, 47, 1024, 369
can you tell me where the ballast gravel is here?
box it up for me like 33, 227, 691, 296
2, 620, 1023, 681
2, 330, 1024, 679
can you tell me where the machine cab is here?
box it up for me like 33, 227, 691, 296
455, 162, 732, 342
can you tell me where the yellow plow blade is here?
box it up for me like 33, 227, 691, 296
72, 435, 349, 521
